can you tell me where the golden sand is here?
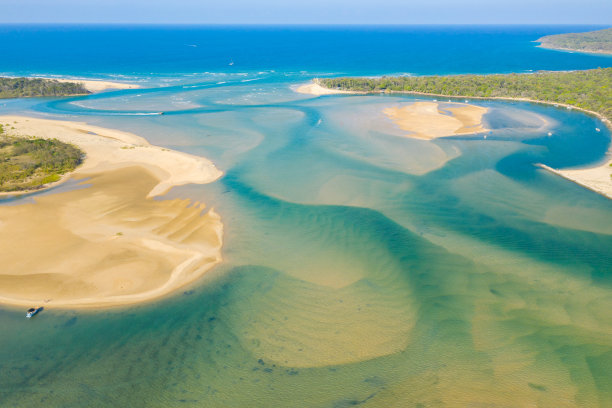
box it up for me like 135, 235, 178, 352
383, 101, 488, 139
0, 116, 222, 308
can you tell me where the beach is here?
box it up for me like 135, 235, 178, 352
0, 116, 223, 308
295, 82, 357, 96
539, 160, 612, 199
33, 77, 141, 92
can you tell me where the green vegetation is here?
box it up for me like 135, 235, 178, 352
318, 68, 612, 121
537, 28, 612, 54
0, 77, 90, 98
0, 127, 83, 192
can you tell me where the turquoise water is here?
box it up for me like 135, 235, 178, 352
1, 26, 612, 407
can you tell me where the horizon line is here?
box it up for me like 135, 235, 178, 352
0, 23, 610, 27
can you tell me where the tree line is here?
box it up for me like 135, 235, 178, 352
0, 126, 83, 192
0, 77, 90, 98
318, 68, 612, 121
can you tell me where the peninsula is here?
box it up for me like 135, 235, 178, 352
0, 116, 223, 308
537, 27, 612, 55
0, 76, 141, 98
0, 77, 90, 98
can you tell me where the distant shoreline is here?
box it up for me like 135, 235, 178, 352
536, 43, 612, 56
536, 27, 612, 56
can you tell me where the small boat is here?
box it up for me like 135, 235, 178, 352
547, 132, 553, 136
26, 307, 43, 318
595, 128, 601, 132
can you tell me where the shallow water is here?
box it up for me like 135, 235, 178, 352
1, 26, 612, 407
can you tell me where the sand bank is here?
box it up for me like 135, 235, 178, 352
0, 116, 223, 308
295, 82, 357, 96
32, 77, 141, 92
383, 101, 488, 139
538, 161, 612, 200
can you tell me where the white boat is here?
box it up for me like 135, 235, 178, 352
595, 128, 601, 132
26, 307, 43, 318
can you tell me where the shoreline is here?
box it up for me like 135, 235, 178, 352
0, 116, 224, 309
306, 80, 612, 200
537, 163, 612, 200
0, 171, 76, 198
294, 82, 360, 96
5, 75, 142, 92
42, 77, 141, 92
536, 43, 612, 56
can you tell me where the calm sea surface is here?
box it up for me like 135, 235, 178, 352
1, 25, 611, 407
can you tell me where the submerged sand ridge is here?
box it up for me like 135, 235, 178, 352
383, 101, 489, 139
0, 116, 223, 308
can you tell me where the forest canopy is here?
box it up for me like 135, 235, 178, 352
318, 68, 612, 121
0, 77, 90, 98
537, 28, 612, 54
0, 124, 84, 192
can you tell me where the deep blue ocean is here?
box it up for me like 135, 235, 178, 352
1, 25, 612, 407
1, 25, 611, 78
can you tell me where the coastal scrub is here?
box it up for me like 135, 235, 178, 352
0, 130, 83, 192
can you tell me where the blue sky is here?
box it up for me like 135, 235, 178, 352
1, 0, 611, 24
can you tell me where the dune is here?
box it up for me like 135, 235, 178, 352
0, 116, 223, 308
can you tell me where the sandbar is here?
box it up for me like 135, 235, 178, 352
383, 101, 489, 139
0, 116, 223, 308
295, 82, 356, 96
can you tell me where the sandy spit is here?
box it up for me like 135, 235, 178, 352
295, 82, 358, 96
538, 161, 612, 200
